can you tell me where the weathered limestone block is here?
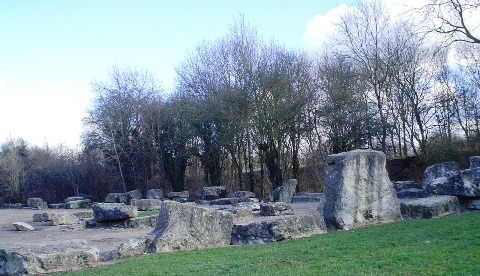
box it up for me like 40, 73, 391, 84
111, 201, 233, 259
0, 239, 98, 275
125, 215, 158, 228
399, 195, 460, 219
292, 193, 325, 203
167, 191, 189, 200
229, 191, 256, 198
12, 222, 34, 231
72, 211, 94, 219
323, 150, 401, 230
104, 193, 129, 204
395, 188, 428, 199
27, 198, 43, 208
210, 198, 239, 205
422, 161, 460, 188
195, 186, 228, 200
260, 202, 294, 216
65, 196, 84, 203
32, 212, 53, 222
392, 181, 419, 191
132, 199, 162, 211
66, 199, 92, 209
262, 179, 297, 203
92, 203, 138, 222
48, 203, 66, 209
237, 202, 261, 211
231, 213, 326, 245
217, 206, 253, 220
147, 189, 164, 199
50, 212, 78, 226
425, 169, 480, 197
127, 189, 142, 201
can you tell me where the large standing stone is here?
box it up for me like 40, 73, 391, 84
111, 201, 233, 259
195, 186, 228, 200
399, 196, 460, 219
323, 150, 401, 230
12, 222, 34, 231
147, 189, 164, 199
92, 203, 138, 222
262, 179, 297, 203
0, 240, 98, 275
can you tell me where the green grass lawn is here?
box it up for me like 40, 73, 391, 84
137, 210, 159, 217
62, 211, 480, 275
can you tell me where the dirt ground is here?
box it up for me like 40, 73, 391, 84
0, 208, 153, 262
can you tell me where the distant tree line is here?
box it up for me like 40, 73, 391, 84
1, 0, 479, 204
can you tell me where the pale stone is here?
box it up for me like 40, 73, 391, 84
260, 202, 294, 216
12, 222, 34, 231
33, 212, 53, 222
51, 212, 78, 226
262, 179, 297, 203
399, 195, 461, 219
323, 150, 401, 230
195, 186, 228, 200
92, 203, 138, 222
229, 191, 256, 198
132, 199, 162, 211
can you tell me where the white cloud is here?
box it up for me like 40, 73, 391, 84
303, 4, 356, 53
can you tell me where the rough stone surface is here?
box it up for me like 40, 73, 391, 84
229, 191, 256, 198
218, 206, 253, 221
72, 211, 94, 219
260, 202, 294, 216
262, 179, 297, 203
292, 193, 325, 203
132, 199, 162, 211
65, 196, 84, 203
124, 215, 158, 228
323, 150, 401, 230
470, 156, 480, 169
66, 199, 92, 209
127, 189, 142, 201
195, 186, 228, 200
392, 181, 419, 191
237, 202, 260, 211
104, 193, 129, 204
210, 198, 239, 205
167, 191, 189, 200
32, 212, 53, 222
146, 189, 164, 199
231, 213, 326, 245
112, 201, 233, 259
465, 198, 480, 209
425, 169, 480, 197
27, 198, 44, 208
399, 195, 461, 219
92, 203, 138, 222
422, 161, 460, 188
0, 239, 98, 275
50, 212, 78, 226
49, 203, 66, 209
12, 222, 34, 231
396, 188, 428, 199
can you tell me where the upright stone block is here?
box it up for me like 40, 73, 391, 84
422, 161, 460, 188
147, 189, 164, 199
262, 179, 297, 203
323, 150, 401, 230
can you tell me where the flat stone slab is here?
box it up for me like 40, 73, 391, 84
231, 213, 326, 245
260, 202, 294, 216
396, 188, 428, 199
0, 239, 98, 275
399, 195, 461, 219
92, 203, 138, 222
12, 222, 34, 231
292, 193, 325, 203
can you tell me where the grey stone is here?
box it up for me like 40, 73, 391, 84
124, 215, 158, 228
50, 212, 77, 226
399, 195, 461, 219
0, 239, 98, 275
12, 222, 34, 231
422, 161, 460, 188
231, 213, 326, 245
66, 199, 92, 209
49, 203, 66, 209
396, 188, 428, 199
392, 181, 419, 191
33, 212, 53, 222
425, 168, 480, 197
260, 202, 294, 216
72, 211, 94, 219
323, 150, 401, 230
167, 191, 189, 200
132, 199, 162, 211
262, 179, 297, 203
237, 197, 259, 203
92, 203, 138, 222
470, 156, 480, 169
36, 201, 48, 210
465, 198, 480, 209
27, 198, 44, 208
147, 189, 164, 199
65, 196, 84, 203
237, 202, 261, 211
104, 193, 129, 204
127, 189, 142, 201
228, 191, 256, 198
195, 200, 211, 205
292, 193, 325, 203
111, 201, 233, 259
218, 206, 253, 220
195, 186, 228, 200
210, 198, 239, 205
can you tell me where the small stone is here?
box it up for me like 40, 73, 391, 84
12, 222, 34, 231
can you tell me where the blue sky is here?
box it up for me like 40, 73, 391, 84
0, 0, 418, 148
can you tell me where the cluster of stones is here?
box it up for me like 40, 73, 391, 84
5, 149, 476, 274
